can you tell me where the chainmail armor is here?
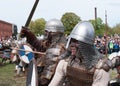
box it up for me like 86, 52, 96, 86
41, 33, 66, 81
77, 41, 104, 70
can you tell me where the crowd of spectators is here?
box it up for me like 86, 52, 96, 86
94, 34, 120, 54
0, 34, 120, 56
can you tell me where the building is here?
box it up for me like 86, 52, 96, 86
0, 20, 17, 40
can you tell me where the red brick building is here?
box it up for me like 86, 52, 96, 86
0, 20, 17, 40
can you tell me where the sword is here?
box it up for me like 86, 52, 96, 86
25, 0, 39, 27
18, 0, 39, 40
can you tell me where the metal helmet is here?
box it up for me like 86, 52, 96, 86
66, 21, 95, 48
45, 19, 64, 33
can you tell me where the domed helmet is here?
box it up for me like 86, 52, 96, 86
45, 19, 64, 33
66, 21, 101, 69
66, 21, 95, 48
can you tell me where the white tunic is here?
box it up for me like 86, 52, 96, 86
49, 60, 110, 86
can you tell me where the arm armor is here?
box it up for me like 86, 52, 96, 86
96, 58, 113, 72
20, 27, 47, 52
114, 58, 120, 68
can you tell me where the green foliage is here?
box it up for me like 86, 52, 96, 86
89, 18, 108, 36
28, 12, 120, 36
61, 12, 81, 35
29, 18, 46, 36
111, 23, 120, 35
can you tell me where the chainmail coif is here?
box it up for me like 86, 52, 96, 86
76, 41, 104, 70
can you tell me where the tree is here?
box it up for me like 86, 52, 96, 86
61, 12, 81, 35
29, 18, 46, 35
89, 18, 106, 36
112, 23, 120, 35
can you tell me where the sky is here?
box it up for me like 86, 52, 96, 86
0, 0, 120, 32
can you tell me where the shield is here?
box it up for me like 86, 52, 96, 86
18, 44, 34, 64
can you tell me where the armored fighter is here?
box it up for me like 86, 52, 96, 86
49, 21, 113, 86
20, 18, 67, 85
108, 51, 120, 86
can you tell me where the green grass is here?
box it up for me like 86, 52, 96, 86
0, 58, 118, 86
0, 59, 26, 86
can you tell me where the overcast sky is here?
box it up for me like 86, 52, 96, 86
0, 0, 120, 32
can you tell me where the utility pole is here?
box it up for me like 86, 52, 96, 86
95, 7, 97, 29
105, 10, 108, 57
